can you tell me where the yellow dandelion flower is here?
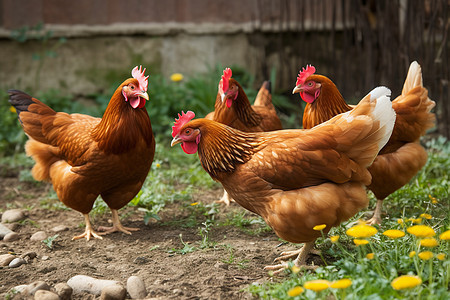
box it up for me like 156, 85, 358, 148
436, 253, 446, 260
412, 218, 423, 224
419, 238, 438, 248
170, 73, 184, 82
366, 253, 374, 259
428, 194, 438, 204
383, 229, 405, 239
313, 224, 326, 231
353, 239, 369, 246
439, 230, 450, 240
409, 251, 416, 258
330, 278, 352, 289
419, 213, 432, 220
397, 219, 404, 224
190, 202, 199, 206
418, 251, 433, 260
407, 225, 435, 238
10, 106, 17, 114
287, 286, 304, 297
330, 235, 340, 243
291, 265, 301, 274
346, 224, 378, 238
303, 280, 330, 292
391, 275, 422, 290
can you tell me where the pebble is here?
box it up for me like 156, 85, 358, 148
41, 255, 50, 261
3, 232, 20, 242
34, 290, 59, 300
54, 282, 73, 300
51, 225, 69, 232
0, 223, 13, 238
9, 257, 26, 268
3, 222, 19, 231
30, 231, 47, 241
9, 284, 27, 295
1, 209, 26, 223
22, 251, 37, 260
100, 284, 126, 300
0, 253, 15, 266
126, 276, 147, 299
25, 281, 50, 295
67, 275, 121, 296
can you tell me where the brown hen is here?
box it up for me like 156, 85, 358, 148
9, 66, 155, 240
205, 68, 282, 205
293, 62, 436, 224
171, 86, 395, 273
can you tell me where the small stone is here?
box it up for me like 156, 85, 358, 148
126, 276, 147, 299
34, 290, 59, 300
54, 283, 73, 300
100, 284, 126, 300
51, 225, 69, 232
0, 223, 13, 238
1, 209, 26, 223
68, 275, 121, 296
22, 251, 37, 259
41, 256, 49, 261
30, 231, 47, 241
0, 253, 15, 266
3, 232, 20, 242
214, 261, 229, 270
8, 284, 27, 295
25, 281, 50, 295
133, 256, 148, 264
9, 257, 26, 268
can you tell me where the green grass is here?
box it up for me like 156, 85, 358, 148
248, 137, 450, 300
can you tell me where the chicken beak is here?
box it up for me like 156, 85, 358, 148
139, 91, 149, 101
171, 136, 182, 147
292, 85, 303, 94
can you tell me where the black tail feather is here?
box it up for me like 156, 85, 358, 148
8, 89, 34, 123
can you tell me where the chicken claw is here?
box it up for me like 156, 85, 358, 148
97, 209, 139, 235
215, 190, 235, 206
264, 242, 316, 274
72, 214, 103, 241
366, 199, 383, 225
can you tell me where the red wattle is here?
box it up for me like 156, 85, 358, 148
181, 142, 198, 154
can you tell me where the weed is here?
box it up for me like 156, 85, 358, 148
168, 234, 196, 255
42, 234, 59, 249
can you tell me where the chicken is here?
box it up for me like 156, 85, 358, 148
293, 62, 435, 224
205, 67, 282, 205
8, 66, 155, 240
171, 86, 396, 273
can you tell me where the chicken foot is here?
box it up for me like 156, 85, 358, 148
366, 199, 383, 225
264, 242, 316, 275
215, 189, 235, 206
97, 209, 139, 235
72, 214, 104, 241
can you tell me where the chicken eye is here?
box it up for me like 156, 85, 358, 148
130, 85, 135, 90
185, 129, 191, 134
308, 82, 314, 87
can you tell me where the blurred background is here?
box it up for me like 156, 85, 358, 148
0, 0, 448, 156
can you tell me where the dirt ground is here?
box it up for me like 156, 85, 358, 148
0, 176, 321, 299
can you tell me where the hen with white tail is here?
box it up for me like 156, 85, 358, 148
171, 85, 395, 273
295, 61, 436, 225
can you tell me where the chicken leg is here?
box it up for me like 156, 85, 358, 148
72, 214, 104, 241
264, 242, 316, 274
97, 209, 139, 235
215, 190, 235, 206
366, 199, 383, 225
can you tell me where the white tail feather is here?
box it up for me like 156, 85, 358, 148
368, 86, 396, 151
402, 61, 423, 95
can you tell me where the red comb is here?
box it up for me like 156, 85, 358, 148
132, 66, 149, 91
172, 111, 195, 137
296, 65, 316, 86
219, 67, 232, 93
